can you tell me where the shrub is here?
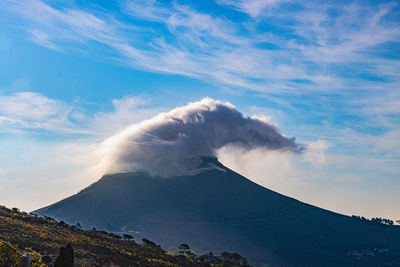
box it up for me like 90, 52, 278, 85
11, 208, 19, 213
0, 240, 20, 267
123, 234, 134, 241
142, 238, 160, 248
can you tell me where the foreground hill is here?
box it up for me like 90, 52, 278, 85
36, 157, 400, 266
0, 205, 249, 266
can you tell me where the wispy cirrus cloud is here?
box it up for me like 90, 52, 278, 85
0, 92, 72, 133
3, 0, 399, 98
29, 30, 59, 50
0, 91, 158, 137
217, 0, 285, 17
289, 2, 400, 65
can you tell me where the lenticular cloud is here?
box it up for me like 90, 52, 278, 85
102, 98, 302, 177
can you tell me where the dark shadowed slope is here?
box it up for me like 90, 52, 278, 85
36, 157, 400, 266
0, 206, 213, 266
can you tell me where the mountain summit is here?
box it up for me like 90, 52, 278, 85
36, 157, 400, 266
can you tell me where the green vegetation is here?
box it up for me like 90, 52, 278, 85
178, 244, 190, 255
0, 205, 250, 266
0, 240, 20, 267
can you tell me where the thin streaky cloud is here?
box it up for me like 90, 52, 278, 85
3, 0, 399, 99
0, 92, 159, 137
217, 0, 285, 17
1, 0, 399, 151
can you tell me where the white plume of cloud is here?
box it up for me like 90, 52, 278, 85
303, 140, 330, 167
101, 98, 302, 177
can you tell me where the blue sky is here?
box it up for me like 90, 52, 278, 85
0, 0, 399, 219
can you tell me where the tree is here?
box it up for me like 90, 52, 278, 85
123, 234, 134, 241
11, 208, 19, 213
54, 244, 74, 267
220, 251, 249, 266
142, 238, 160, 248
179, 243, 190, 254
371, 217, 394, 225
383, 218, 394, 225
352, 215, 368, 221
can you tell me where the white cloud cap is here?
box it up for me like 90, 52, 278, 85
102, 98, 301, 177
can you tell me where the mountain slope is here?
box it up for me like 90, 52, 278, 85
36, 158, 400, 266
0, 205, 218, 266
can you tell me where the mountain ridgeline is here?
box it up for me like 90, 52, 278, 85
36, 157, 400, 266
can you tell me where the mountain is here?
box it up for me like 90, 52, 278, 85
36, 157, 400, 266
